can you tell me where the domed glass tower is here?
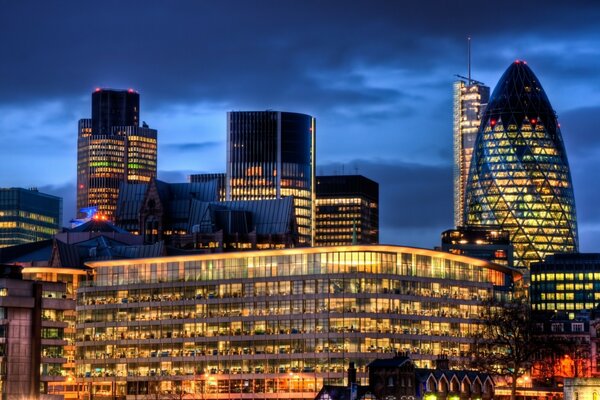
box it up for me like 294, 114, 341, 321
465, 61, 578, 268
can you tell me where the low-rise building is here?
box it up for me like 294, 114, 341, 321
0, 264, 74, 400
315, 355, 494, 400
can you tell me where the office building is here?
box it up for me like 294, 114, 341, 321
227, 111, 316, 246
0, 188, 61, 248
0, 265, 74, 400
75, 245, 520, 399
315, 175, 379, 246
530, 253, 600, 315
77, 88, 157, 221
453, 78, 490, 227
465, 61, 578, 268
441, 226, 513, 267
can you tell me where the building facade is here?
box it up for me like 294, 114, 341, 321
440, 226, 513, 267
0, 265, 74, 400
0, 188, 62, 248
465, 61, 578, 268
453, 79, 489, 227
530, 253, 600, 315
0, 220, 162, 400
75, 245, 520, 399
315, 175, 379, 246
77, 89, 157, 221
226, 111, 316, 246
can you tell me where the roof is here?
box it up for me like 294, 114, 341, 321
68, 219, 129, 234
188, 197, 294, 235
115, 179, 220, 227
316, 385, 372, 400
53, 237, 165, 269
368, 356, 412, 369
116, 182, 148, 221
0, 239, 53, 263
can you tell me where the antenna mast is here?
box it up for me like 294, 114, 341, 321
467, 36, 472, 84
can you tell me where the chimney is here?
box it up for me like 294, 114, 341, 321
348, 362, 357, 386
436, 354, 449, 370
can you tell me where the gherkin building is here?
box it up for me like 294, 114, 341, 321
465, 61, 578, 269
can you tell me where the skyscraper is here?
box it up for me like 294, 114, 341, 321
453, 79, 489, 226
465, 61, 578, 268
315, 175, 379, 246
0, 188, 61, 247
77, 88, 157, 220
226, 111, 315, 246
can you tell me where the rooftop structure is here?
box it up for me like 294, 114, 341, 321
441, 225, 513, 267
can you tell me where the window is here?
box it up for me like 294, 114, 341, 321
551, 323, 564, 333
572, 323, 584, 333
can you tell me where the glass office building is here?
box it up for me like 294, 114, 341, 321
315, 175, 379, 246
0, 188, 61, 248
465, 61, 578, 268
76, 245, 520, 399
226, 111, 315, 246
530, 253, 600, 316
77, 89, 157, 220
453, 79, 489, 227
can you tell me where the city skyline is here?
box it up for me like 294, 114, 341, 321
1, 1, 600, 251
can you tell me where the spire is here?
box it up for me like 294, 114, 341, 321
467, 36, 472, 83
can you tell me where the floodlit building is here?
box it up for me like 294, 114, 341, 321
0, 264, 74, 400
440, 225, 513, 267
77, 88, 157, 220
226, 111, 316, 246
453, 78, 490, 227
0, 187, 62, 248
75, 245, 520, 399
315, 175, 379, 246
465, 61, 578, 268
530, 253, 600, 315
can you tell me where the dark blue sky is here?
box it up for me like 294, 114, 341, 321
1, 1, 599, 251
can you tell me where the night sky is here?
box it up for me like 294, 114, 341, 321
1, 1, 599, 251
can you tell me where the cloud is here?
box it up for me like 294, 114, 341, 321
161, 141, 221, 152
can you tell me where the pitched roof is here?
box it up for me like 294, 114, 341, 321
188, 197, 294, 235
0, 239, 53, 263
368, 356, 412, 368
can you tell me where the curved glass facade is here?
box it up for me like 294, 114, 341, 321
465, 61, 578, 268
76, 245, 519, 399
227, 111, 315, 246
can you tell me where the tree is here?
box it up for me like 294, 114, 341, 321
470, 297, 573, 400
